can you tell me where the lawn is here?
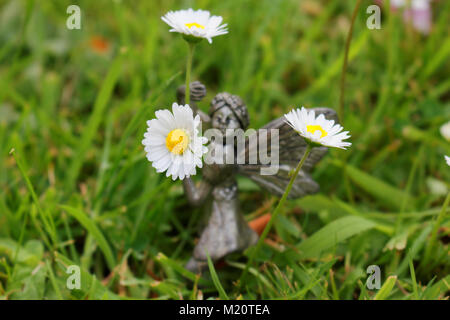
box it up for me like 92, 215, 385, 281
0, 0, 449, 300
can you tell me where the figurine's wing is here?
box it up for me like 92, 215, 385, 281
237, 108, 338, 199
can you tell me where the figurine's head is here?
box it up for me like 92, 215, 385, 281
209, 93, 249, 135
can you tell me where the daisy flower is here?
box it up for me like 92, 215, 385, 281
142, 103, 208, 180
445, 155, 450, 166
284, 107, 351, 149
161, 8, 228, 44
245, 106, 351, 276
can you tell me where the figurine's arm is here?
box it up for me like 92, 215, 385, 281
183, 178, 212, 207
177, 81, 210, 123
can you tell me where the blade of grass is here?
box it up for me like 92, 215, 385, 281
374, 275, 397, 300
421, 275, 450, 300
156, 253, 209, 285
54, 251, 120, 300
226, 260, 276, 295
10, 149, 56, 248
206, 252, 229, 300
296, 30, 369, 100
332, 159, 414, 210
65, 53, 124, 191
422, 192, 450, 268
396, 224, 432, 276
294, 216, 376, 259
60, 205, 115, 270
45, 260, 63, 300
408, 252, 419, 300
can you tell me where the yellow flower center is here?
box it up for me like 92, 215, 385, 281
185, 22, 205, 29
307, 125, 328, 138
166, 129, 189, 155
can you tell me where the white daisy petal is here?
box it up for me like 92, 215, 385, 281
284, 106, 352, 150
161, 8, 228, 43
445, 155, 450, 166
153, 154, 171, 172
142, 103, 208, 180
155, 109, 176, 129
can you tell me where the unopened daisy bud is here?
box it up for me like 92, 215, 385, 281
161, 8, 228, 44
440, 121, 450, 142
284, 107, 351, 149
142, 103, 208, 180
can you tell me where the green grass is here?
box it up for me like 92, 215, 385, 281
0, 0, 449, 300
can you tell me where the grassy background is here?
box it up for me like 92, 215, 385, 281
0, 0, 449, 300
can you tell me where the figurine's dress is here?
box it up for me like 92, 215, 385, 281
184, 143, 258, 271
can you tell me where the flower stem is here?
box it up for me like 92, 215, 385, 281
339, 0, 362, 121
239, 144, 313, 287
185, 42, 195, 106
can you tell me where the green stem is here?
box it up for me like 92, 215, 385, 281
239, 144, 313, 286
185, 42, 195, 106
339, 0, 362, 121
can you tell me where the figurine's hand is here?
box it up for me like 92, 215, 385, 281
176, 81, 206, 103
201, 164, 218, 184
183, 175, 212, 206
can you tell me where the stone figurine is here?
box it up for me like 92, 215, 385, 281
177, 81, 339, 272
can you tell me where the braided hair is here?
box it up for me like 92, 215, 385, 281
209, 93, 249, 130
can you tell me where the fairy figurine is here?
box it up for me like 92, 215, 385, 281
177, 81, 339, 272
